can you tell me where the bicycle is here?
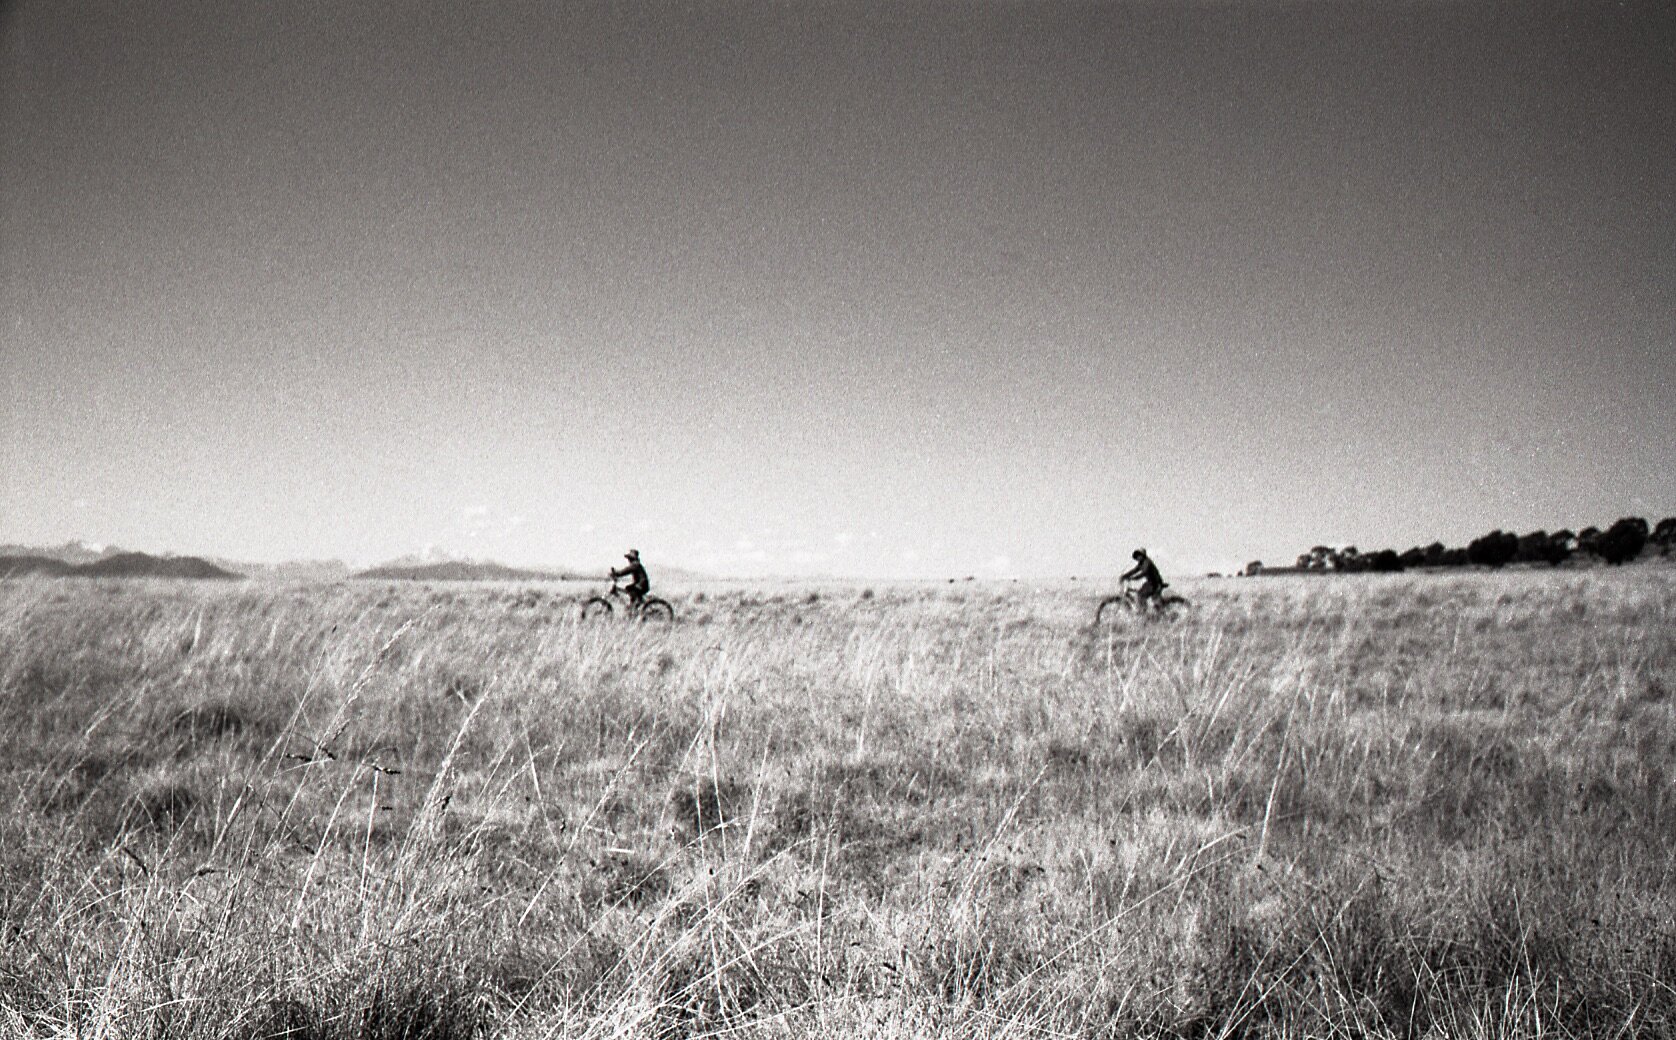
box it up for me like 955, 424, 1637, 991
1094, 579, 1189, 623
580, 577, 675, 623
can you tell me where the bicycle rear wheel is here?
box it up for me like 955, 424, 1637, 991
580, 597, 614, 620
639, 598, 675, 623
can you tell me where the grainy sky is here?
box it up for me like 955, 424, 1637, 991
3, 0, 1672, 577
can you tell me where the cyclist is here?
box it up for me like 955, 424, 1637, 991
609, 549, 650, 608
1121, 548, 1166, 611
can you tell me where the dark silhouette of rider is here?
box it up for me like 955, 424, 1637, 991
1122, 548, 1166, 609
610, 549, 650, 607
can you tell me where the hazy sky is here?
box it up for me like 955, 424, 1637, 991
3, 0, 1672, 578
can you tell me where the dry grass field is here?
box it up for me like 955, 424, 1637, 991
1, 568, 1672, 1038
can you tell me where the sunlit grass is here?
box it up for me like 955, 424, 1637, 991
1, 568, 1672, 1037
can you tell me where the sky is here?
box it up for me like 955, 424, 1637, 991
2, 0, 1672, 579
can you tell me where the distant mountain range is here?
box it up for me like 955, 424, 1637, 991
353, 560, 580, 582
0, 549, 241, 580
0, 540, 117, 567
351, 558, 713, 583
0, 541, 708, 583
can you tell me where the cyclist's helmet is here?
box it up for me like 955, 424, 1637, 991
625, 549, 640, 561
1132, 549, 1146, 560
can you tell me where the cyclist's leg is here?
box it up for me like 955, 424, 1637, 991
1139, 579, 1162, 611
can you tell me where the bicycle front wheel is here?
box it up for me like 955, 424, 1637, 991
1094, 596, 1128, 624
580, 597, 615, 620
639, 598, 675, 623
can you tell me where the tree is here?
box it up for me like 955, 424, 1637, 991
1577, 526, 1602, 556
1596, 517, 1648, 565
1516, 530, 1572, 567
1467, 530, 1519, 568
1515, 530, 1550, 564
1422, 541, 1448, 566
1652, 518, 1676, 555
1365, 548, 1403, 572
1399, 546, 1427, 569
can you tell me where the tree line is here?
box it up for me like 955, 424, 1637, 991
1243, 516, 1675, 576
